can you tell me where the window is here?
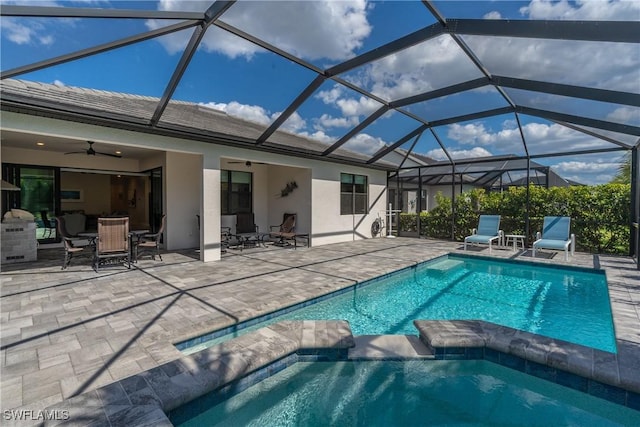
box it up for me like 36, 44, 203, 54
221, 170, 252, 215
340, 173, 368, 215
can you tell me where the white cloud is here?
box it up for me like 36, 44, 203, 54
315, 84, 382, 118
200, 101, 271, 125
463, 34, 639, 93
149, 0, 371, 60
607, 107, 640, 125
280, 112, 306, 133
426, 147, 493, 161
295, 129, 336, 145
342, 133, 386, 155
315, 114, 359, 130
53, 79, 65, 87
350, 34, 482, 102
435, 118, 629, 184
445, 119, 624, 155
551, 157, 624, 185
554, 160, 620, 174
446, 122, 522, 149
520, 0, 640, 21
1, 18, 45, 45
484, 11, 502, 19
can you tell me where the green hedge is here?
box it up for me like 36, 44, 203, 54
398, 184, 631, 254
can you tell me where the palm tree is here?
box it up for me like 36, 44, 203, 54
611, 152, 632, 184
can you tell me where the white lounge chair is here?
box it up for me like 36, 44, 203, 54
533, 216, 575, 261
464, 215, 502, 253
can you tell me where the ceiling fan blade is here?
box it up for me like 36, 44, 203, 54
64, 151, 85, 155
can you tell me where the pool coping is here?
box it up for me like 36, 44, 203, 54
41, 320, 355, 426
414, 319, 640, 408
42, 318, 640, 426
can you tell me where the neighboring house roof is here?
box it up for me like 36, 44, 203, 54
499, 174, 584, 188
394, 156, 577, 188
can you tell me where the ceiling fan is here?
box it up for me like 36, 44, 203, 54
227, 160, 267, 167
64, 141, 122, 158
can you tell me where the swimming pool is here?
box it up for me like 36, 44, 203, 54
179, 254, 615, 354
170, 360, 640, 426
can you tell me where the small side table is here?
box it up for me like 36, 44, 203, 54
504, 234, 525, 251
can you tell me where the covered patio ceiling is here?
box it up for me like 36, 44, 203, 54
1, 1, 638, 185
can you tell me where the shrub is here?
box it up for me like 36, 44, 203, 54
396, 184, 631, 254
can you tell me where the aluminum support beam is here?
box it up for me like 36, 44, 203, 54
519, 107, 640, 136
1, 21, 200, 80
322, 106, 390, 156
494, 76, 640, 107
391, 78, 488, 108
256, 75, 326, 145
551, 120, 633, 149
150, 1, 235, 126
215, 21, 323, 76
429, 107, 514, 128
447, 19, 640, 44
397, 132, 423, 170
150, 25, 207, 126
326, 23, 444, 77
0, 5, 205, 20
368, 125, 429, 164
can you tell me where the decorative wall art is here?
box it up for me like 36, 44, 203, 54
278, 181, 298, 198
61, 189, 83, 202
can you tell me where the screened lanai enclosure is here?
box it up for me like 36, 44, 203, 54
1, 1, 639, 266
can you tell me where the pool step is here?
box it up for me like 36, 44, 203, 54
348, 335, 434, 360
425, 259, 464, 274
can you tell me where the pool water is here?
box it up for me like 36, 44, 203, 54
170, 360, 640, 427
182, 255, 615, 354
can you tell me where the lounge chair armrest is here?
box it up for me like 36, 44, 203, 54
571, 233, 576, 255
536, 231, 541, 240
472, 228, 477, 235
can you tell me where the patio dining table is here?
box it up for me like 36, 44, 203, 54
77, 229, 149, 262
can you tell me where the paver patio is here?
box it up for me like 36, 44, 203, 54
1, 237, 639, 426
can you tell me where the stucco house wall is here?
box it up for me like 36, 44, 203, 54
2, 110, 389, 262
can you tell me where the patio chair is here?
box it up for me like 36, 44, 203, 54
236, 212, 258, 234
57, 215, 90, 269
94, 217, 130, 272
136, 214, 165, 261
533, 216, 575, 261
270, 213, 297, 246
464, 215, 502, 253
40, 210, 56, 239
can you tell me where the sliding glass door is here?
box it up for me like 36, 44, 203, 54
2, 164, 60, 243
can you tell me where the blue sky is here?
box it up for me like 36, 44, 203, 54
2, 0, 639, 185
